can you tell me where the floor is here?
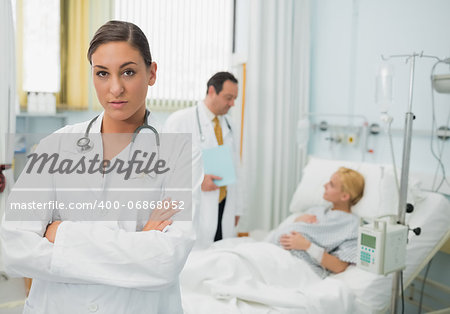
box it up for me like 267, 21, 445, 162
0, 274, 25, 314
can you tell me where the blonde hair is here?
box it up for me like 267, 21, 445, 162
336, 167, 365, 206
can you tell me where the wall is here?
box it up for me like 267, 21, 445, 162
309, 1, 450, 312
309, 0, 450, 194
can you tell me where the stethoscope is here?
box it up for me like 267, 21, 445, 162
76, 109, 160, 153
195, 105, 232, 142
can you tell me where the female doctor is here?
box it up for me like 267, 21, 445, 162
1, 21, 200, 314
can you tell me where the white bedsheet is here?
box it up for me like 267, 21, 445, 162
180, 192, 450, 314
180, 238, 355, 314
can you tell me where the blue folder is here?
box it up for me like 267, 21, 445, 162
202, 145, 236, 186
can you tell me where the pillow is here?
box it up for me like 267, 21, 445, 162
289, 157, 422, 218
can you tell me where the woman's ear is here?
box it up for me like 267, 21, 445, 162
148, 62, 157, 86
341, 192, 350, 203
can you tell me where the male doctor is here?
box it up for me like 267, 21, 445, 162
164, 72, 242, 248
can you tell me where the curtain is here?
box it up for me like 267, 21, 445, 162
241, 0, 310, 231
59, 0, 113, 110
0, 0, 16, 271
59, 0, 90, 110
15, 0, 26, 109
0, 0, 17, 164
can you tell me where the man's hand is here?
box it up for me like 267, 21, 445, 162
44, 221, 62, 243
235, 216, 240, 226
201, 174, 222, 191
142, 198, 180, 232
279, 231, 311, 251
294, 214, 317, 224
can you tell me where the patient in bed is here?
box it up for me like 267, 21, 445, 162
269, 167, 365, 278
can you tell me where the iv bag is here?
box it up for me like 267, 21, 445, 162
375, 63, 394, 113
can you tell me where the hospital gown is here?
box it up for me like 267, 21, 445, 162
269, 206, 359, 278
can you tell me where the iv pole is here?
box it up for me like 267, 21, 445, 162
381, 52, 440, 314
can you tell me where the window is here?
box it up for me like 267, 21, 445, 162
114, 0, 233, 110
21, 0, 60, 93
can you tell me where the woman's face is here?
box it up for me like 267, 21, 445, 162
91, 41, 156, 123
323, 172, 349, 204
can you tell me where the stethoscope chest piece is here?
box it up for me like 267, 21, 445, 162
77, 136, 94, 153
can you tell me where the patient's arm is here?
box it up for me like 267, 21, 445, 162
320, 252, 349, 274
280, 231, 350, 274
280, 231, 310, 250
294, 214, 317, 224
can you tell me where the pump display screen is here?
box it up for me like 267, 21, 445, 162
361, 233, 376, 249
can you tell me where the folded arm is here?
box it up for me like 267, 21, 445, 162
320, 251, 349, 273
1, 217, 194, 289
1, 134, 198, 290
279, 231, 349, 274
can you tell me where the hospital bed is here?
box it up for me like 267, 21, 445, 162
180, 157, 450, 314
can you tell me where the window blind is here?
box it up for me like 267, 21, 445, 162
114, 0, 233, 111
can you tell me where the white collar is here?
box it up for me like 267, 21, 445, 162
203, 101, 216, 122
90, 110, 160, 134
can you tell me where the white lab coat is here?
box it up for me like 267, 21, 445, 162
0, 112, 200, 314
164, 101, 242, 249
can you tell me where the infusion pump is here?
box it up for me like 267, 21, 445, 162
357, 219, 408, 275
